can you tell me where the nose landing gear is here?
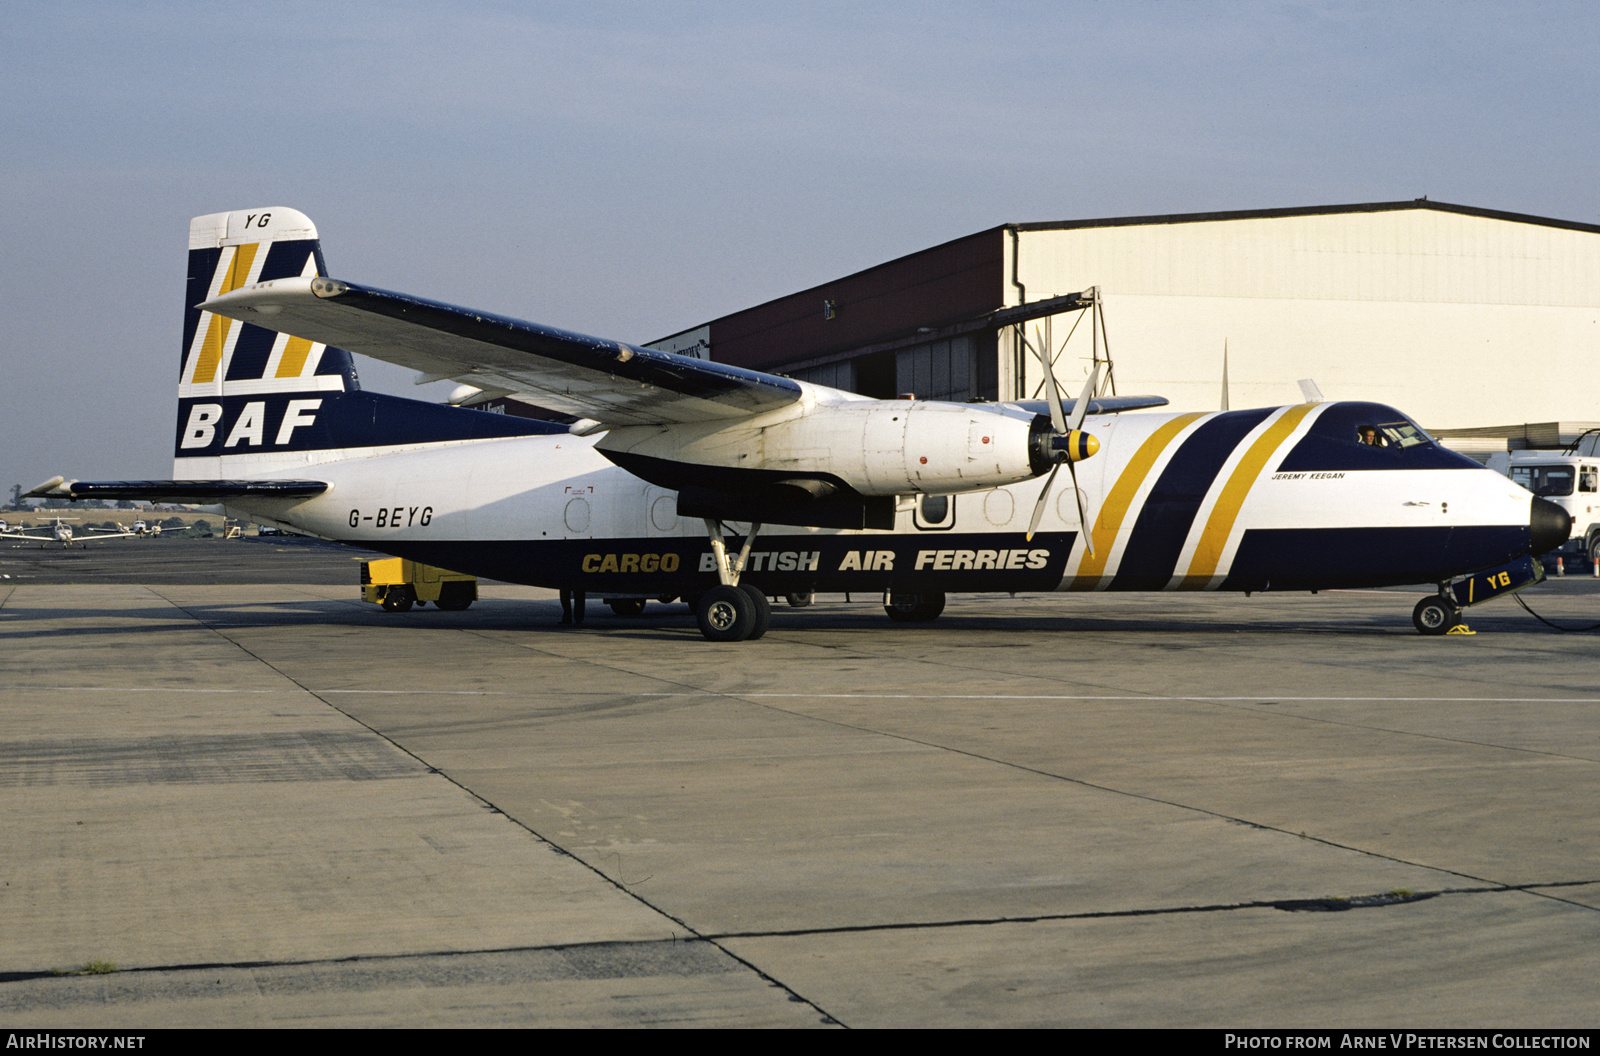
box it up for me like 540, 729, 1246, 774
1412, 595, 1461, 636
1412, 555, 1544, 636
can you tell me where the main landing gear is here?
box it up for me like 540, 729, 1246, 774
884, 590, 945, 623
694, 518, 772, 642
696, 583, 772, 642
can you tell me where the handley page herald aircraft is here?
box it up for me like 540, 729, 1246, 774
31, 208, 1570, 639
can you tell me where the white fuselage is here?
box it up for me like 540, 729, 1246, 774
202, 402, 1538, 596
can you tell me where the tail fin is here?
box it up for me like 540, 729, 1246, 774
176, 208, 557, 477
176, 208, 359, 474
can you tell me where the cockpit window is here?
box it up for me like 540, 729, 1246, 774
1358, 420, 1430, 449
1510, 465, 1576, 497
1276, 401, 1470, 473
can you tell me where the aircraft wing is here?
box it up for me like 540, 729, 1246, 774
26, 478, 329, 504
1010, 396, 1169, 417
202, 278, 806, 427
74, 530, 144, 543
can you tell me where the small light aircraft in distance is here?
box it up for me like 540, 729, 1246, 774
85, 518, 159, 539
4, 516, 141, 547
30, 207, 1569, 638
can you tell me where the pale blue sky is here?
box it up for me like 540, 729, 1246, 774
4, 1, 1597, 488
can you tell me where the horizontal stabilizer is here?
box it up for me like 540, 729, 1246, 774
26, 479, 329, 503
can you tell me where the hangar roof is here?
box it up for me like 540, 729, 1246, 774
1010, 199, 1600, 236
653, 200, 1600, 374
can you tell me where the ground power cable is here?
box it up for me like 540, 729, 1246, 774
1515, 592, 1600, 632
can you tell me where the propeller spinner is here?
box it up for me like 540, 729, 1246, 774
1023, 330, 1100, 551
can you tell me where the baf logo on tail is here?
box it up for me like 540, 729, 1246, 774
175, 208, 355, 462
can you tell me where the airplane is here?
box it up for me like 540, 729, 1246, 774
27, 207, 1570, 639
86, 518, 159, 539
4, 516, 140, 547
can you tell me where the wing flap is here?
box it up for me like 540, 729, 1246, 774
202, 278, 804, 426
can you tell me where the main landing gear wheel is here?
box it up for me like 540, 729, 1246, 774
697, 585, 758, 642
740, 584, 771, 640
1412, 596, 1460, 636
380, 585, 415, 612
606, 598, 646, 617
884, 590, 946, 623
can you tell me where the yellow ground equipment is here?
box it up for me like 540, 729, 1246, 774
360, 558, 477, 612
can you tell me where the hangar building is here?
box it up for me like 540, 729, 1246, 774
644, 200, 1600, 450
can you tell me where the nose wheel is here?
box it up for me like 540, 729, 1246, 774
1412, 595, 1461, 636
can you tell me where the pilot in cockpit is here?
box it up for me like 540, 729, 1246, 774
1357, 426, 1385, 447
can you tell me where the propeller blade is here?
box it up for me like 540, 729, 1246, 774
1026, 462, 1060, 542
1024, 334, 1102, 548
1068, 362, 1100, 432
1066, 458, 1095, 557
1025, 329, 1068, 437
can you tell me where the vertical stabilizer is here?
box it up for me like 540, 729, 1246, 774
176, 208, 360, 476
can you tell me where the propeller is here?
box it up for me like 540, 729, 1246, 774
1023, 329, 1100, 551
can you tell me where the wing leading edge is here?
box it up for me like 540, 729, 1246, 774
201, 277, 806, 427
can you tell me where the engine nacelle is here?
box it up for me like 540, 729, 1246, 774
598, 396, 1045, 498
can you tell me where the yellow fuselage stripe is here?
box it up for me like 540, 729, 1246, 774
1179, 402, 1318, 587
1067, 412, 1207, 589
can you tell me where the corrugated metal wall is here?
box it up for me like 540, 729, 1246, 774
1012, 206, 1600, 429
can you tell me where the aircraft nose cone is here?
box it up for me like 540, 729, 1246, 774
1530, 497, 1571, 556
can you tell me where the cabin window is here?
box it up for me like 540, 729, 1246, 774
914, 493, 956, 530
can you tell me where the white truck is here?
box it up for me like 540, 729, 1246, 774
1488, 429, 1600, 569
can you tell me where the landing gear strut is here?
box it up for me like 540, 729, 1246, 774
694, 519, 770, 642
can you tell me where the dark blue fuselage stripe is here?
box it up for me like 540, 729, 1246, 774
1219, 525, 1530, 591
354, 524, 1528, 595
372, 532, 1077, 593
1109, 409, 1272, 590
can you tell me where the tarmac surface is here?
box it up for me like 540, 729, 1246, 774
2, 535, 1598, 1027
